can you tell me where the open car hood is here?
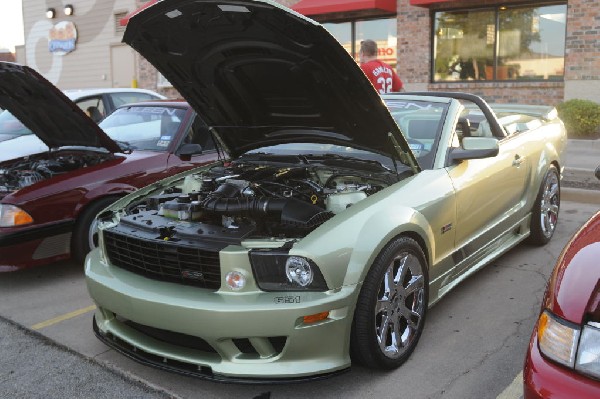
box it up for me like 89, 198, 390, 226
124, 0, 417, 165
0, 62, 121, 153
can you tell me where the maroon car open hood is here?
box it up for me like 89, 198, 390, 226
0, 62, 121, 152
123, 0, 417, 166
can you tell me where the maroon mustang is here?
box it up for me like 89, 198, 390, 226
0, 62, 219, 271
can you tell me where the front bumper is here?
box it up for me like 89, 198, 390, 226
85, 248, 358, 381
524, 325, 600, 398
0, 221, 73, 271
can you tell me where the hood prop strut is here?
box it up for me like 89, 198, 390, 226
388, 132, 419, 175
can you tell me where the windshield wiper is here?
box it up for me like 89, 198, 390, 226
115, 140, 133, 154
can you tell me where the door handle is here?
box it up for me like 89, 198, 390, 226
512, 154, 524, 167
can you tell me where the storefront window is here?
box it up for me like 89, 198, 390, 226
322, 18, 397, 68
498, 5, 566, 81
355, 18, 398, 68
323, 22, 352, 56
433, 4, 566, 82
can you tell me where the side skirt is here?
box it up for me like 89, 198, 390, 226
429, 214, 531, 306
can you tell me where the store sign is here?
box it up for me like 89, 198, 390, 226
48, 21, 78, 55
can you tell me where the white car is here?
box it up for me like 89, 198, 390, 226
0, 87, 166, 143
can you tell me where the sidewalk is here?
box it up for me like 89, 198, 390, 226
562, 139, 600, 204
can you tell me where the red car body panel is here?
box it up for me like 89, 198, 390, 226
524, 332, 600, 399
544, 213, 600, 323
0, 102, 219, 271
524, 211, 600, 398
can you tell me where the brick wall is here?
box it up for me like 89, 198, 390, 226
396, 2, 430, 85
565, 0, 600, 81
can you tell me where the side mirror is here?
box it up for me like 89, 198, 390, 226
449, 137, 499, 163
176, 143, 203, 161
595, 165, 600, 180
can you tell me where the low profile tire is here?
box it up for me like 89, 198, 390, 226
351, 236, 428, 369
72, 196, 119, 264
527, 165, 560, 246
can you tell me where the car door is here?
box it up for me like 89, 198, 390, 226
445, 103, 531, 268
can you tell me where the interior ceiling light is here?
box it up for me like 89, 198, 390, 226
64, 4, 74, 16
46, 8, 56, 19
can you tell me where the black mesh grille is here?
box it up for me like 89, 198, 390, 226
104, 230, 221, 289
119, 316, 218, 354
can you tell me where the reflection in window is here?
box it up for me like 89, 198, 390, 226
499, 5, 566, 81
433, 4, 566, 82
434, 10, 494, 81
323, 22, 351, 56
322, 18, 397, 67
356, 19, 398, 69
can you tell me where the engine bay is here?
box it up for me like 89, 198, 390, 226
119, 155, 403, 242
0, 152, 114, 194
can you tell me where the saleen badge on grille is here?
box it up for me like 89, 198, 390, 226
181, 270, 204, 280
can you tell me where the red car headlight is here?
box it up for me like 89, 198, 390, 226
0, 204, 34, 227
576, 323, 600, 379
538, 310, 600, 380
538, 310, 580, 368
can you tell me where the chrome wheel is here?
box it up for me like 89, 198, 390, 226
351, 237, 428, 369
374, 252, 426, 359
540, 171, 559, 238
88, 217, 100, 250
528, 165, 560, 246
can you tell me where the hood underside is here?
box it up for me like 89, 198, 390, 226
123, 0, 415, 164
0, 62, 121, 153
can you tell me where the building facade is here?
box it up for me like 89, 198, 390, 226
20, 0, 600, 105
19, 0, 143, 89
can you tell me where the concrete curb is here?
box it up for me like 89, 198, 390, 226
567, 138, 600, 149
563, 187, 600, 205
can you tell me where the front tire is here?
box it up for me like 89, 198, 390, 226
527, 165, 560, 246
351, 236, 428, 369
71, 197, 119, 264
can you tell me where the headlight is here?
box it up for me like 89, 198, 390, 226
538, 310, 580, 368
0, 204, 33, 227
249, 250, 328, 292
576, 323, 600, 379
538, 311, 600, 380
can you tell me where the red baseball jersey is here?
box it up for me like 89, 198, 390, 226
360, 60, 403, 93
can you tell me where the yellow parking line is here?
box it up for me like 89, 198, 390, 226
497, 371, 523, 399
31, 305, 97, 331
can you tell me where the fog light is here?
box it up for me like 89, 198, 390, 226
285, 256, 313, 287
225, 271, 246, 291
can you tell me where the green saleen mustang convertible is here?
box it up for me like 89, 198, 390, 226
85, 0, 566, 382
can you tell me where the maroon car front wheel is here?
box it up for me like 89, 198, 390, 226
71, 196, 120, 264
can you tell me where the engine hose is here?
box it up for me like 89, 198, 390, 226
201, 193, 332, 228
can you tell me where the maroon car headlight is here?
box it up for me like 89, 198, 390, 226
538, 310, 580, 367
0, 204, 33, 227
538, 310, 600, 379
575, 323, 600, 379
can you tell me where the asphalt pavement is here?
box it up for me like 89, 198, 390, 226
0, 139, 598, 399
0, 316, 175, 399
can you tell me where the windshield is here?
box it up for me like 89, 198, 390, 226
384, 99, 448, 169
0, 110, 33, 138
99, 106, 187, 151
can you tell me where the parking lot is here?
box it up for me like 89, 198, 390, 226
0, 199, 597, 398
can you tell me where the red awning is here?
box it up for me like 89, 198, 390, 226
409, 0, 454, 6
292, 0, 396, 17
120, 0, 159, 27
